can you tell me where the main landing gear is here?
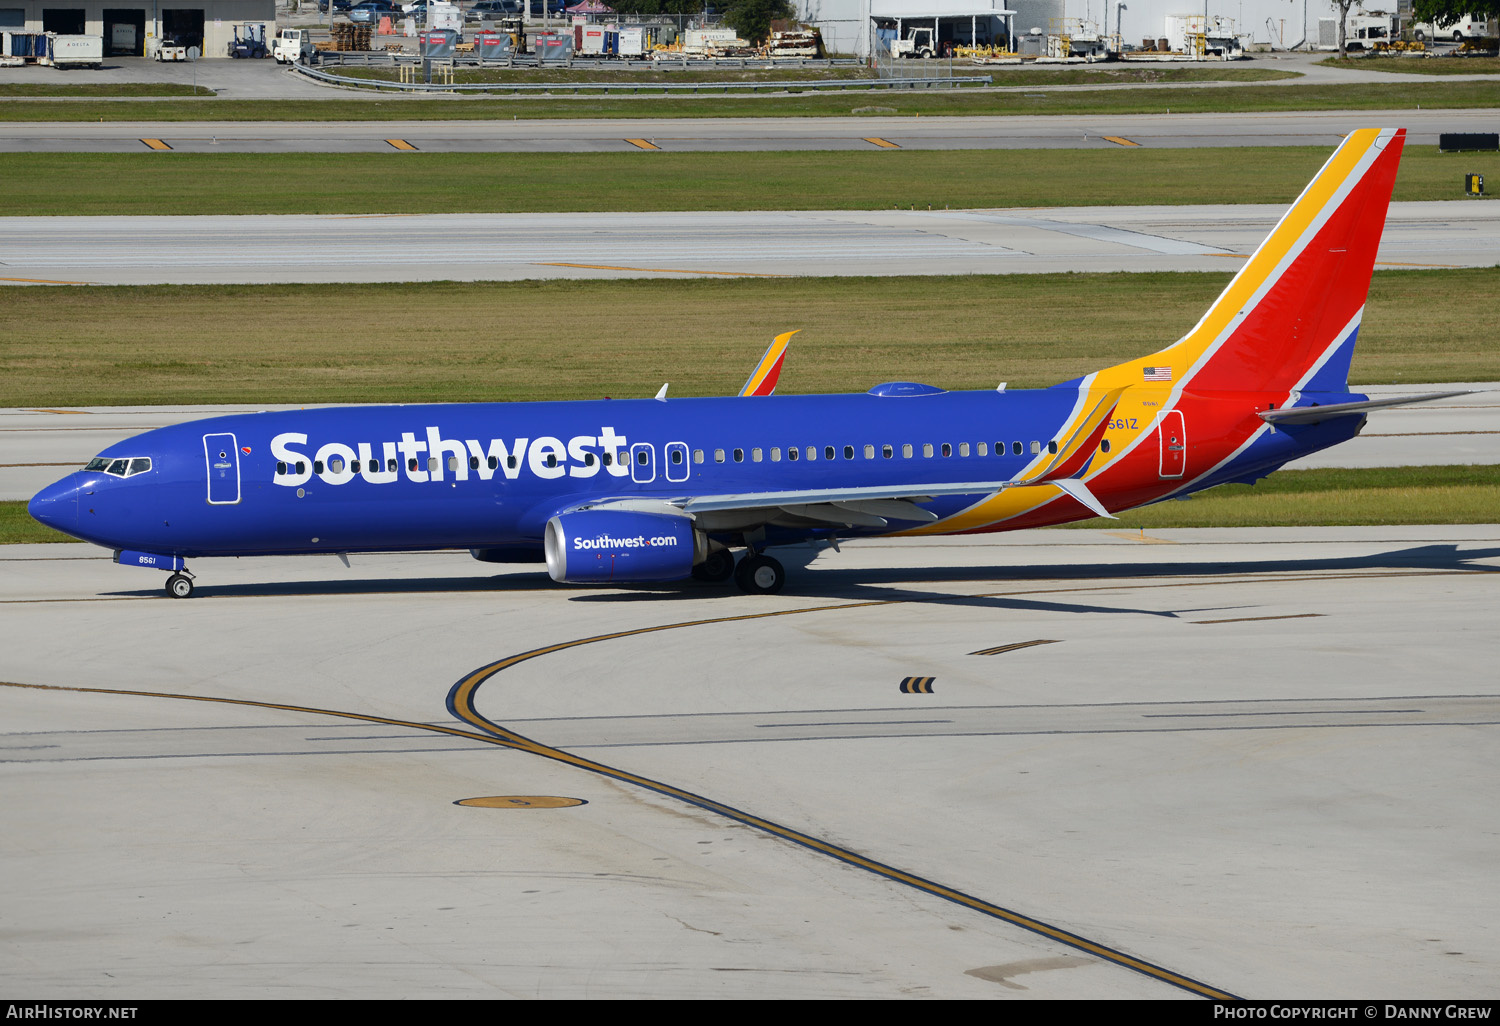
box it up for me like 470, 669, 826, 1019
165, 571, 195, 599
733, 553, 785, 595
692, 547, 786, 594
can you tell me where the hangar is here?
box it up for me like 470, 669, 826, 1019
1, 0, 274, 57
797, 0, 1050, 57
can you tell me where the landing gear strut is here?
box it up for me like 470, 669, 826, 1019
734, 553, 785, 595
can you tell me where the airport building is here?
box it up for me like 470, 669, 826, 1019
1, 0, 275, 57
794, 0, 1355, 55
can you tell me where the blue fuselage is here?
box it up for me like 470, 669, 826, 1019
29, 384, 1362, 561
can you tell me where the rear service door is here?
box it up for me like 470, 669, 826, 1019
1157, 411, 1186, 479
204, 432, 241, 504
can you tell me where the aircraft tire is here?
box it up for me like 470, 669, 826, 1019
734, 554, 784, 595
165, 573, 194, 599
691, 548, 736, 583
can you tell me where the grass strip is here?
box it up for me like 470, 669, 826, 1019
7, 465, 1496, 544
0, 501, 73, 544
0, 83, 213, 97
1058, 465, 1500, 528
1, 79, 1499, 120
2, 268, 1497, 408
1317, 55, 1500, 75
1, 146, 1497, 215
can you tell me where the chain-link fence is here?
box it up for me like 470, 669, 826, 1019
871, 39, 954, 79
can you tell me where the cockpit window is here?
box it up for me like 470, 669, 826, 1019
86, 456, 152, 478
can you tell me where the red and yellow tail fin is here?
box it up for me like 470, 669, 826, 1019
1096, 127, 1405, 397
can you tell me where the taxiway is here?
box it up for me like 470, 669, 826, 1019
4, 199, 1500, 285
3, 525, 1497, 997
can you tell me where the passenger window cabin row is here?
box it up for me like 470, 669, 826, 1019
274, 438, 1071, 478
693, 439, 1060, 464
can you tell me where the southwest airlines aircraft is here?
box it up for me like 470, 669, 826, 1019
28, 128, 1463, 598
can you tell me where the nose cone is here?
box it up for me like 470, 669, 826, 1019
28, 475, 82, 539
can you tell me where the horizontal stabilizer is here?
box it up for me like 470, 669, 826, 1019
1259, 390, 1477, 425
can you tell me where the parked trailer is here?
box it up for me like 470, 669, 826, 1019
3, 31, 102, 67
1317, 12, 1396, 50
46, 33, 103, 66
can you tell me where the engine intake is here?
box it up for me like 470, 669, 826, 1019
544, 509, 700, 584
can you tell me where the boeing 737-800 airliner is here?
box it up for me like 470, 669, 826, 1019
28, 127, 1465, 597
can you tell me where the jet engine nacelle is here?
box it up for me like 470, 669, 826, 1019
544, 509, 701, 584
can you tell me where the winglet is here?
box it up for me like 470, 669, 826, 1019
740, 330, 798, 397
655, 383, 669, 402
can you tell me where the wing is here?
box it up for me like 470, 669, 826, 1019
560, 391, 1123, 531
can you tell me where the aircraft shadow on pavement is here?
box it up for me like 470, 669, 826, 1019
99, 541, 1498, 604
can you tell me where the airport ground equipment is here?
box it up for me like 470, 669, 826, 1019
228, 24, 270, 58
273, 27, 315, 63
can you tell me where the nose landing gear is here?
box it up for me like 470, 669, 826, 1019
165, 572, 196, 599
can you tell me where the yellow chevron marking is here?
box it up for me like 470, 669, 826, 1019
863, 137, 901, 149
1102, 135, 1139, 147
625, 138, 661, 150
385, 139, 418, 150
141, 138, 171, 150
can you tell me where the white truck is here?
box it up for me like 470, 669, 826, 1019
272, 27, 314, 63
1317, 12, 1395, 49
1411, 13, 1492, 41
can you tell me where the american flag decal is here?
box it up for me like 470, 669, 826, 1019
1143, 366, 1172, 382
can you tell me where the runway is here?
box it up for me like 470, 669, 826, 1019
3, 524, 1498, 997
1, 109, 1496, 153
5, 199, 1500, 285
